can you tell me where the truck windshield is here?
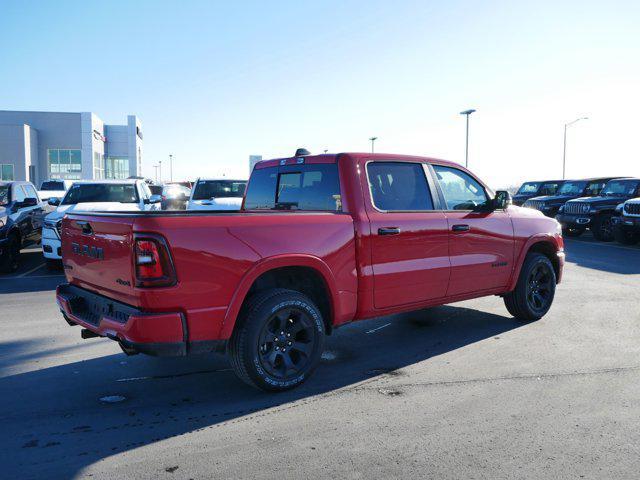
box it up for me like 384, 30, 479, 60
0, 185, 9, 206
244, 163, 342, 211
601, 180, 640, 197
517, 182, 540, 194
40, 181, 65, 191
192, 180, 247, 200
61, 184, 139, 205
558, 181, 586, 195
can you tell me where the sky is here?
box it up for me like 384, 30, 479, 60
1, 0, 639, 188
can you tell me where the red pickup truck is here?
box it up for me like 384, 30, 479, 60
57, 152, 564, 391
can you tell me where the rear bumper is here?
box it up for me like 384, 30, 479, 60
56, 283, 190, 356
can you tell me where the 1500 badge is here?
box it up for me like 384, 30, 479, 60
71, 242, 104, 260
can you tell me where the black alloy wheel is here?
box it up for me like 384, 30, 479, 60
593, 214, 614, 241
229, 288, 325, 391
0, 234, 20, 273
504, 252, 556, 321
257, 307, 317, 379
526, 262, 554, 313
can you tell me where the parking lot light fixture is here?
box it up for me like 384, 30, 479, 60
459, 109, 476, 169
563, 117, 589, 179
369, 137, 378, 153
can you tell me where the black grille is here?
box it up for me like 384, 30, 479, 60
55, 220, 62, 238
625, 202, 640, 215
527, 200, 544, 211
564, 202, 589, 215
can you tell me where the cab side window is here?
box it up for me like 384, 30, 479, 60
140, 183, 152, 200
367, 162, 434, 211
587, 181, 605, 195
12, 184, 26, 203
433, 165, 488, 210
23, 184, 38, 199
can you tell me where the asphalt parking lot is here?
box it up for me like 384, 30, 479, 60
1, 235, 639, 479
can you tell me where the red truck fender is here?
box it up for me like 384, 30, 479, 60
506, 233, 564, 292
218, 254, 340, 340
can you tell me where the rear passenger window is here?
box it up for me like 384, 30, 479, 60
244, 164, 342, 211
367, 162, 434, 211
433, 165, 488, 210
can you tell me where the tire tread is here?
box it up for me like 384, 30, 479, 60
503, 252, 556, 322
228, 288, 323, 391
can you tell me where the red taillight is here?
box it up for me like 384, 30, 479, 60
134, 236, 177, 288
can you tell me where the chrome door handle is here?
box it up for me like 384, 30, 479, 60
452, 224, 470, 232
378, 227, 400, 235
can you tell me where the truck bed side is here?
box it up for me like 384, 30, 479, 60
62, 211, 357, 342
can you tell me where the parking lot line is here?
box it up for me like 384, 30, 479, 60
366, 322, 391, 334
0, 273, 64, 281
18, 262, 47, 278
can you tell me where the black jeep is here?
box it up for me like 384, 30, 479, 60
523, 177, 617, 218
556, 178, 640, 241
512, 179, 565, 206
0, 181, 44, 272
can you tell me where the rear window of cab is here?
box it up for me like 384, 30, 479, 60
244, 164, 342, 211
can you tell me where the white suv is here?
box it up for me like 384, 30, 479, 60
42, 179, 161, 266
613, 197, 640, 245
187, 178, 247, 211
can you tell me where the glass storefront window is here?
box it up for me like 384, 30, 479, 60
70, 150, 82, 172
0, 164, 15, 181
105, 156, 130, 179
93, 152, 104, 179
48, 149, 82, 180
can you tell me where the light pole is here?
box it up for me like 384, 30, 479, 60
158, 160, 162, 183
459, 109, 476, 168
169, 154, 173, 182
369, 136, 378, 153
562, 117, 588, 179
153, 165, 159, 182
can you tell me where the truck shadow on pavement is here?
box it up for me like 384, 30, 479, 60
1, 305, 523, 479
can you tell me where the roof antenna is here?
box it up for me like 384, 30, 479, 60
295, 148, 311, 156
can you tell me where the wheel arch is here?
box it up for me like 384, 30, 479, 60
220, 255, 339, 339
507, 235, 562, 291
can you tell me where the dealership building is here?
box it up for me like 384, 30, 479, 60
0, 110, 143, 187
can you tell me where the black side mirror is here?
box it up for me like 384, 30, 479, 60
493, 190, 512, 210
48, 197, 61, 206
23, 197, 38, 207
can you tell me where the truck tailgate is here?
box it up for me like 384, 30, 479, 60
61, 214, 138, 304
